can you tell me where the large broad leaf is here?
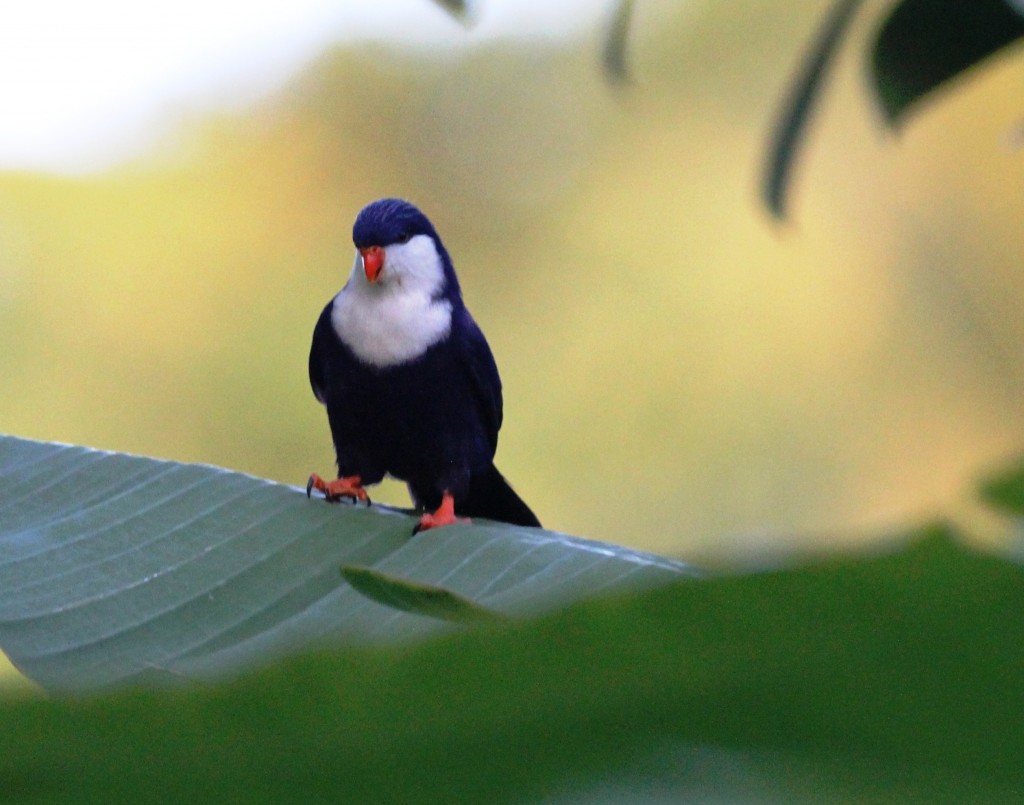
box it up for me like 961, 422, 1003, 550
0, 435, 692, 693
1, 528, 1022, 801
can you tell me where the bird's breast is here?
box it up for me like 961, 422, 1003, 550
330, 287, 453, 369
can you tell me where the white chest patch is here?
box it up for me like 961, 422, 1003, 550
330, 236, 454, 368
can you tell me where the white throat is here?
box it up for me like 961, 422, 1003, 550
331, 234, 453, 368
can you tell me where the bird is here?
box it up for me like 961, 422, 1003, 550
306, 198, 541, 534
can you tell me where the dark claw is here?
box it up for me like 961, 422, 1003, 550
411, 522, 423, 536
339, 490, 371, 507
306, 476, 316, 498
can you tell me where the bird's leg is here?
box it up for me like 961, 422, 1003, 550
413, 491, 468, 534
306, 473, 370, 505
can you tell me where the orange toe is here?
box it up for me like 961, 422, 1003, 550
413, 492, 468, 534
306, 473, 369, 504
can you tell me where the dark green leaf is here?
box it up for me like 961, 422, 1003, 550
762, 0, 865, 220
871, 0, 1024, 126
341, 564, 505, 624
0, 435, 693, 693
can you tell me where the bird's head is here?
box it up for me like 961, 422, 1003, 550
350, 198, 460, 298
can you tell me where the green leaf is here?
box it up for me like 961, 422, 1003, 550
979, 457, 1024, 515
601, 0, 635, 84
871, 0, 1024, 126
1, 527, 1022, 801
0, 435, 693, 693
430, 0, 474, 25
761, 0, 865, 220
340, 565, 506, 625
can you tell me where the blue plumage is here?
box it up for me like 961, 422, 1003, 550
308, 198, 540, 531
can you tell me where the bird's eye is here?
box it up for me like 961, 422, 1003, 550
397, 232, 412, 244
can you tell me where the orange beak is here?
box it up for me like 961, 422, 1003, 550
360, 246, 384, 283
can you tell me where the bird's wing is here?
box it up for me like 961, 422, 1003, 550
308, 302, 334, 404
455, 307, 503, 452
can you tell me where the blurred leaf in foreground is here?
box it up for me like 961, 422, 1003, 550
1, 526, 1022, 801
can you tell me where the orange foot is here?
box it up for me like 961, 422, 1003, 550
306, 473, 370, 505
412, 492, 469, 535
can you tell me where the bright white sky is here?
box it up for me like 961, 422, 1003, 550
0, 0, 601, 173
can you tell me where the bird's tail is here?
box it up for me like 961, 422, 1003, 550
461, 464, 541, 528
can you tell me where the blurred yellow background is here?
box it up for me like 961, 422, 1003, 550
1, 0, 1022, 631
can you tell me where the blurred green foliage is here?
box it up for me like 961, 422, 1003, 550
2, 524, 1024, 801
980, 457, 1024, 515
